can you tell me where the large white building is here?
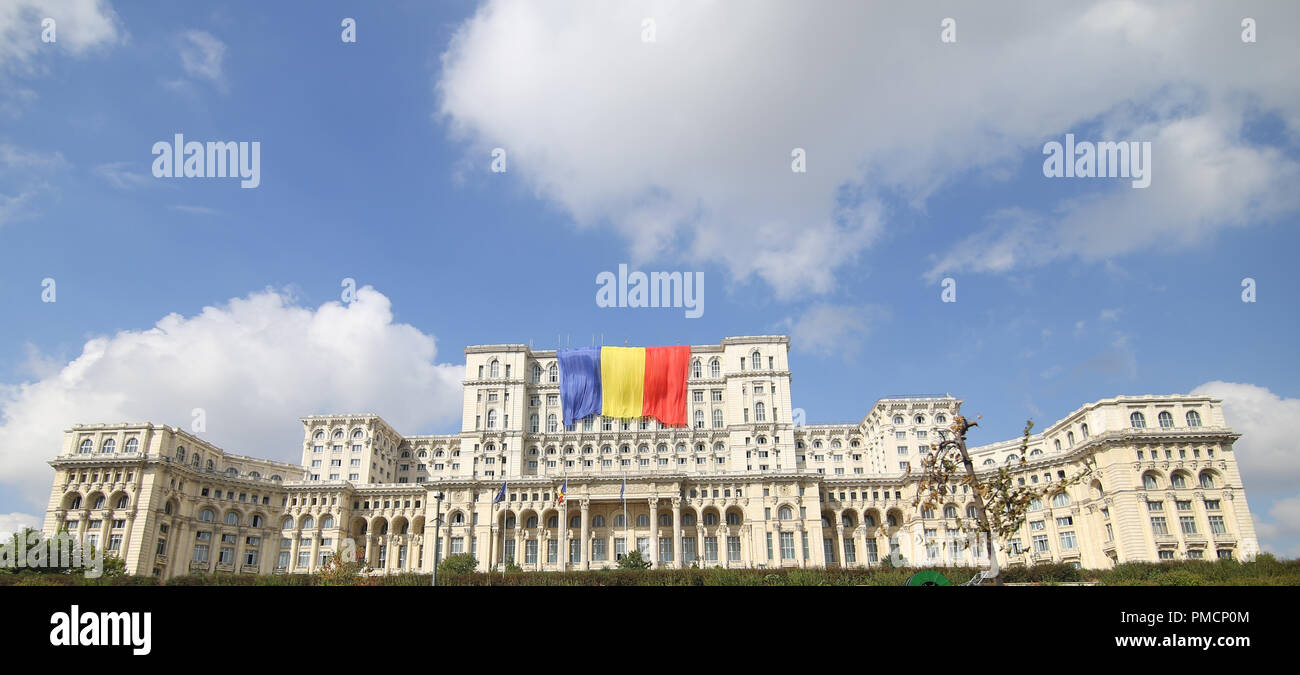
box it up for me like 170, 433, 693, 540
41, 336, 1259, 579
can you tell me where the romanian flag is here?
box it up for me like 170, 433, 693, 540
557, 479, 567, 505
558, 345, 690, 427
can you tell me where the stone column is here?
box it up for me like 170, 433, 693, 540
836, 524, 847, 567
647, 499, 659, 566
580, 500, 591, 570
672, 498, 683, 568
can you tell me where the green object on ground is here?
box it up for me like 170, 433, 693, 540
905, 570, 952, 586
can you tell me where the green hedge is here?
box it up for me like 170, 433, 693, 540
8, 557, 1296, 586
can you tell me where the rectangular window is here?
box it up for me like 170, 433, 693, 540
614, 538, 626, 559
727, 536, 741, 562
547, 540, 558, 564
659, 537, 673, 562
1032, 535, 1049, 553
843, 538, 855, 563
865, 538, 878, 563
592, 538, 607, 561
1208, 515, 1227, 534
1059, 531, 1077, 550
823, 538, 834, 564
704, 536, 718, 562
766, 532, 773, 560
1150, 516, 1169, 536
683, 538, 696, 564
801, 532, 809, 560
525, 540, 538, 564
503, 540, 515, 564
192, 544, 209, 563
1179, 516, 1198, 535
780, 532, 795, 560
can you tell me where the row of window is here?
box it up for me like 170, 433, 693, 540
77, 437, 140, 454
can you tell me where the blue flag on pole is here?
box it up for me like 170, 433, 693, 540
557, 347, 602, 427
492, 481, 507, 505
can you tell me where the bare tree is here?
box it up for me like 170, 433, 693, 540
913, 416, 1094, 585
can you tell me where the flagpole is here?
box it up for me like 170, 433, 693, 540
622, 471, 628, 561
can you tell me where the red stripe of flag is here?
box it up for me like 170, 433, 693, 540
642, 345, 690, 427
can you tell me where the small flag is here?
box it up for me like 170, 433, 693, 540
492, 481, 507, 505
620, 476, 626, 500
557, 478, 567, 505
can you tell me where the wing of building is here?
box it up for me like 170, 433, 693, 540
41, 335, 1259, 579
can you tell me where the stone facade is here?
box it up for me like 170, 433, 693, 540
41, 335, 1259, 578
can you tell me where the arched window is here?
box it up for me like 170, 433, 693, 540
69, 494, 82, 509
487, 409, 498, 429
983, 459, 995, 466
547, 515, 558, 528
842, 513, 854, 527
333, 429, 344, 439
893, 416, 904, 425
1005, 454, 1018, 464
1051, 492, 1070, 507
570, 516, 581, 528
1171, 473, 1188, 489
547, 414, 558, 433
92, 495, 106, 509
712, 409, 724, 427
1186, 411, 1202, 427
921, 507, 935, 519
192, 454, 201, 467
101, 438, 116, 453
1158, 411, 1174, 428
281, 517, 294, 530
1053, 439, 1061, 452
1066, 431, 1075, 447
526, 516, 538, 529
682, 513, 696, 526
726, 512, 740, 525
249, 471, 261, 479
301, 516, 314, 530
1199, 472, 1216, 489
175, 447, 185, 462
936, 414, 947, 424
703, 512, 718, 525
199, 508, 215, 522
887, 513, 899, 527
751, 351, 761, 370
710, 359, 720, 378
943, 505, 957, 518
505, 516, 516, 529
755, 402, 766, 422
532, 364, 541, 383
1130, 412, 1146, 428
115, 496, 129, 509
694, 410, 704, 428
529, 414, 539, 433
548, 363, 558, 383
592, 515, 606, 527
314, 431, 325, 440
636, 514, 650, 527
1142, 472, 1159, 490
614, 514, 625, 528
224, 512, 239, 525
778, 506, 793, 520
691, 360, 702, 379
658, 514, 671, 526
352, 429, 363, 440
206, 459, 214, 470
966, 504, 977, 519
1031, 449, 1043, 457
1027, 499, 1043, 512
915, 415, 926, 425
863, 513, 876, 527
226, 467, 238, 477
489, 360, 500, 378
321, 516, 335, 529
124, 438, 138, 453
1080, 423, 1089, 439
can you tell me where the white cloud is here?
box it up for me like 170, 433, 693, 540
177, 29, 227, 92
780, 303, 888, 358
0, 512, 41, 540
0, 142, 65, 227
437, 1, 1300, 298
0, 287, 464, 512
0, 0, 121, 69
1193, 381, 1300, 556
94, 161, 153, 190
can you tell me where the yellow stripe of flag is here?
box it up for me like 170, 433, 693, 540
600, 346, 645, 419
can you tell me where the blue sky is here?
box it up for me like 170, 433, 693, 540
2, 1, 1299, 554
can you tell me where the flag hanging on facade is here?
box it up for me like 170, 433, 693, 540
557, 478, 567, 505
492, 481, 507, 505
557, 344, 689, 427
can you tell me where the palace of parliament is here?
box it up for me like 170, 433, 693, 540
41, 336, 1259, 578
